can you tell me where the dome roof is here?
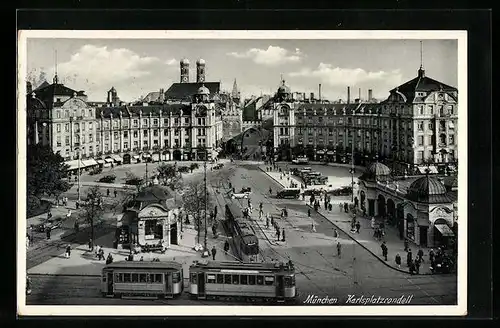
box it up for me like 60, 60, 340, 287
406, 176, 453, 203
196, 58, 205, 65
180, 58, 190, 65
197, 85, 210, 95
367, 162, 391, 176
277, 80, 291, 94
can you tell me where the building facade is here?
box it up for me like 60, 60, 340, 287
271, 66, 458, 175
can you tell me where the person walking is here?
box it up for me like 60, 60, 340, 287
266, 214, 270, 229
106, 188, 110, 197
65, 244, 71, 258
336, 242, 342, 258
224, 240, 230, 254
88, 238, 93, 251
334, 229, 339, 242
308, 208, 311, 218
46, 228, 51, 240
328, 203, 333, 211
417, 249, 425, 263
74, 220, 79, 233
211, 246, 217, 260
371, 217, 376, 229
395, 253, 402, 268
407, 249, 413, 267
106, 253, 114, 264
114, 189, 117, 198
381, 241, 388, 261
404, 239, 409, 252
355, 221, 361, 234
415, 258, 421, 274
99, 247, 105, 261
339, 203, 343, 212
276, 228, 281, 241
269, 187, 272, 195
282, 228, 286, 242
212, 224, 217, 238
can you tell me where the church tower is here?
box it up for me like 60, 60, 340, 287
180, 58, 190, 83
196, 59, 206, 83
231, 78, 240, 104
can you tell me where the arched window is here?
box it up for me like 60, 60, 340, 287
439, 134, 447, 145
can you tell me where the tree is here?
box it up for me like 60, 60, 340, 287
181, 180, 214, 244
157, 163, 183, 191
79, 185, 104, 251
27, 144, 71, 215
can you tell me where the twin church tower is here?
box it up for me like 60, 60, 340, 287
180, 58, 206, 83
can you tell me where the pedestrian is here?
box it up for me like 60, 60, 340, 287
139, 256, 144, 261
106, 253, 113, 264
99, 247, 105, 261
269, 187, 272, 195
212, 225, 217, 238
214, 205, 218, 218
74, 220, 79, 233
344, 203, 349, 213
224, 240, 230, 253
308, 208, 311, 218
409, 260, 416, 275
65, 244, 71, 258
46, 229, 51, 240
355, 221, 361, 234
395, 253, 402, 268
407, 249, 413, 267
88, 238, 93, 251
417, 249, 425, 263
282, 228, 286, 242
404, 239, 409, 252
339, 203, 343, 212
26, 234, 30, 248
415, 258, 421, 274
381, 241, 388, 261
354, 197, 359, 208
337, 242, 342, 258
271, 216, 274, 227
276, 228, 281, 241
107, 189, 110, 197
114, 189, 117, 198
334, 229, 339, 242
211, 246, 217, 260
371, 217, 376, 229
328, 203, 333, 211
429, 248, 435, 262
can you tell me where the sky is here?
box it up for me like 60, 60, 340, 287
26, 38, 458, 103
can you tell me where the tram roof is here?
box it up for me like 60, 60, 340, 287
190, 260, 294, 272
104, 260, 182, 270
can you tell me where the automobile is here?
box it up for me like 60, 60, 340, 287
240, 187, 252, 193
35, 216, 64, 232
276, 188, 301, 199
213, 163, 224, 170
292, 156, 309, 164
231, 192, 250, 199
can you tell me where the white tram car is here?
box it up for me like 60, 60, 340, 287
101, 261, 183, 299
189, 261, 297, 302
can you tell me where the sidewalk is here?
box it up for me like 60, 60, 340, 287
259, 166, 436, 275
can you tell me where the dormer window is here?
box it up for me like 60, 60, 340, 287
57, 98, 61, 102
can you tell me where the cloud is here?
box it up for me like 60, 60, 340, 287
165, 58, 177, 65
289, 63, 403, 87
227, 46, 303, 66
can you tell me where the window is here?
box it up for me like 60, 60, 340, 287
65, 110, 69, 118
131, 273, 139, 283
65, 136, 70, 146
144, 220, 162, 239
419, 106, 424, 115
240, 275, 248, 285
418, 121, 423, 131
114, 273, 122, 282
224, 274, 231, 284
232, 275, 239, 285
357, 118, 361, 125
429, 105, 434, 115
123, 273, 131, 282
216, 274, 223, 284
56, 124, 61, 132
256, 276, 264, 285
139, 274, 147, 283
153, 119, 158, 126
114, 142, 118, 149
124, 142, 128, 149
163, 130, 168, 136
418, 136, 424, 146
249, 275, 256, 285
82, 122, 86, 131
448, 105, 454, 115
153, 130, 158, 137
124, 131, 128, 138
56, 136, 61, 147
190, 273, 197, 284
56, 110, 61, 119
143, 130, 148, 137
133, 119, 138, 127
104, 144, 109, 152
449, 135, 455, 145
439, 106, 444, 116
428, 122, 434, 130
114, 132, 118, 139
143, 119, 148, 126
264, 276, 275, 286
184, 117, 189, 124
207, 274, 216, 283
164, 118, 168, 125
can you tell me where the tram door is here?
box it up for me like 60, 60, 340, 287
197, 273, 206, 298
276, 275, 284, 298
107, 272, 114, 296
165, 272, 173, 298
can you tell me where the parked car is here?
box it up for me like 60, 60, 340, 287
231, 192, 250, 200
213, 163, 224, 170
276, 188, 301, 199
240, 187, 252, 193
99, 175, 116, 183
35, 217, 63, 232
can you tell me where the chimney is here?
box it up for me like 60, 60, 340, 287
347, 86, 351, 104
310, 92, 315, 101
355, 98, 360, 104
318, 84, 322, 101
368, 89, 373, 101
358, 88, 361, 101
159, 88, 165, 102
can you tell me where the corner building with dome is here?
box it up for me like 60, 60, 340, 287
358, 161, 457, 249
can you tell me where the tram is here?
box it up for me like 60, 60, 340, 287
189, 260, 297, 302
101, 261, 183, 299
224, 203, 260, 262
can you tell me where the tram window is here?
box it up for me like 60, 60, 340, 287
264, 276, 275, 286
207, 274, 216, 283
224, 274, 231, 284
216, 274, 223, 284
232, 275, 239, 285
131, 273, 139, 283
139, 274, 147, 283
191, 273, 197, 284
284, 276, 292, 287
240, 275, 248, 285
172, 272, 180, 283
256, 276, 264, 285
123, 273, 131, 283
156, 274, 163, 283
248, 275, 256, 285
115, 273, 122, 282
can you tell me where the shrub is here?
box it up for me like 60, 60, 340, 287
190, 163, 199, 170
99, 175, 116, 183
178, 166, 190, 173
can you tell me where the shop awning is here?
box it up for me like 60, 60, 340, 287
64, 160, 85, 171
142, 153, 151, 158
418, 166, 438, 174
82, 159, 99, 167
316, 150, 325, 154
104, 158, 114, 163
111, 154, 123, 162
326, 151, 335, 155
133, 155, 140, 159
434, 223, 454, 237
96, 159, 105, 164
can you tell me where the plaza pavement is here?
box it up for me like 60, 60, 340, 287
259, 164, 436, 275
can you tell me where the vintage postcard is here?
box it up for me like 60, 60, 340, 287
17, 30, 467, 316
